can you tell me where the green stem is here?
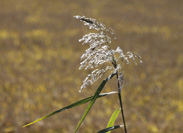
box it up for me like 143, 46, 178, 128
117, 74, 127, 133
118, 92, 127, 133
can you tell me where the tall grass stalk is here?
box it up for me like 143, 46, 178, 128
74, 15, 142, 132
23, 15, 142, 133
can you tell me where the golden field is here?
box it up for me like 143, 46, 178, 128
0, 0, 183, 132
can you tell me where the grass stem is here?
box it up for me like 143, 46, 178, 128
116, 73, 127, 133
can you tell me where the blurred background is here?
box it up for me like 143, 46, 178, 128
0, 0, 183, 132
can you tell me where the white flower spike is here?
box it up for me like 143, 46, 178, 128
74, 15, 142, 92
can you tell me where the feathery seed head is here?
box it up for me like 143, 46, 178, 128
74, 15, 142, 92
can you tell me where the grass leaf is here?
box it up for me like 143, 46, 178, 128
75, 73, 115, 133
106, 108, 121, 133
98, 125, 124, 133
22, 91, 117, 128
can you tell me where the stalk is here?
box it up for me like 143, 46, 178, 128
112, 58, 127, 133
116, 73, 127, 133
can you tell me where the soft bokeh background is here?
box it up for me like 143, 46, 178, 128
0, 0, 183, 132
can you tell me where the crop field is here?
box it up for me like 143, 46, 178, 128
0, 0, 183, 132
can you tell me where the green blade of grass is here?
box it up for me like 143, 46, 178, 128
106, 108, 121, 133
22, 91, 117, 128
98, 125, 124, 133
75, 73, 116, 133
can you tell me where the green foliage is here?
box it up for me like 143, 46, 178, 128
23, 91, 117, 128
106, 108, 121, 133
98, 125, 123, 133
75, 74, 115, 132
97, 108, 122, 133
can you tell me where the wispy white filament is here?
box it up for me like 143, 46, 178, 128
74, 15, 142, 92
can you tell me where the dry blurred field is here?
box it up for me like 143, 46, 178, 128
0, 0, 183, 133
